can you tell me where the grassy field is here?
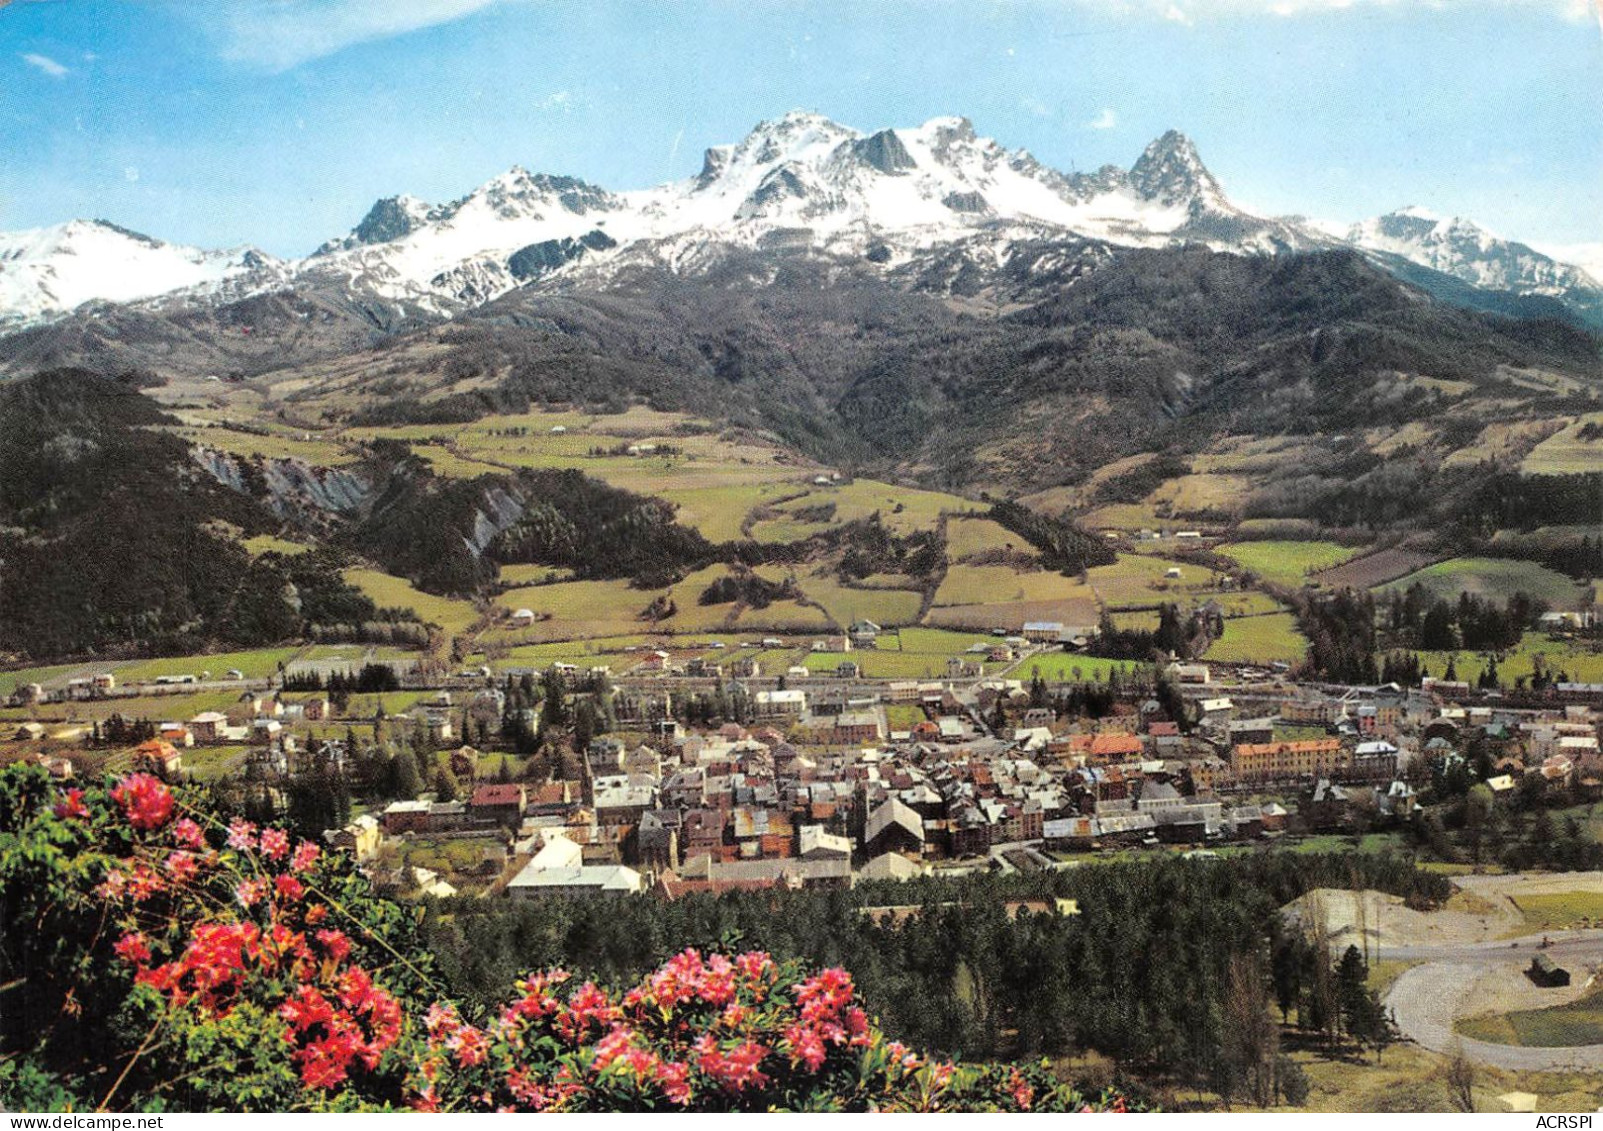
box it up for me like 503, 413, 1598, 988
1004, 652, 1155, 683
1522, 412, 1603, 474
658, 483, 804, 543
1085, 553, 1195, 609
1511, 891, 1603, 932
1202, 613, 1309, 664
945, 517, 1032, 561
803, 649, 996, 679
1457, 987, 1603, 1048
0, 663, 98, 698
933, 565, 1095, 608
493, 578, 652, 640
792, 569, 923, 628
773, 479, 978, 536
497, 564, 572, 586
885, 704, 927, 731
1411, 633, 1603, 685
1377, 557, 1586, 608
1290, 1037, 1603, 1113
242, 534, 313, 557
1219, 540, 1363, 588
1145, 472, 1251, 517
344, 569, 481, 634
113, 647, 302, 683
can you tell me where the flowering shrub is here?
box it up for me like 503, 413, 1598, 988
0, 763, 1131, 1113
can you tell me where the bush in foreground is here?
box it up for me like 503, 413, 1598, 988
0, 764, 1130, 1113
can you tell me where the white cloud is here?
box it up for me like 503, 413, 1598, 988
1019, 95, 1052, 118
20, 52, 69, 78
1532, 239, 1603, 282
1164, 4, 1194, 22
1087, 107, 1118, 130
179, 0, 516, 71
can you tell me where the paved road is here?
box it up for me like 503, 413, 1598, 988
1382, 929, 1603, 1072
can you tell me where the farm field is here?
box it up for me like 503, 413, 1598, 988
413, 446, 507, 479
1078, 502, 1166, 532
344, 569, 482, 634
493, 578, 652, 641
1521, 413, 1603, 473
242, 534, 313, 557
926, 598, 1100, 634
1003, 651, 1156, 683
1391, 633, 1603, 685
933, 565, 1095, 609
799, 479, 977, 534
497, 564, 572, 586
802, 650, 991, 679
1202, 613, 1309, 664
1, 689, 249, 725
1441, 419, 1565, 469
180, 425, 355, 466
1376, 557, 1587, 608
1457, 988, 1603, 1048
1085, 553, 1197, 609
945, 517, 1032, 561
657, 484, 802, 543
0, 663, 100, 698
1511, 890, 1603, 932
1312, 545, 1438, 589
112, 647, 302, 683
1145, 472, 1251, 518
1218, 540, 1362, 588
790, 569, 923, 628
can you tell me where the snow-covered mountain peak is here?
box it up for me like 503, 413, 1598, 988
1348, 207, 1601, 296
5, 111, 1598, 333
1129, 130, 1226, 211
0, 219, 282, 331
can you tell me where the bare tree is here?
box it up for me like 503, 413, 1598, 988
1221, 951, 1280, 1107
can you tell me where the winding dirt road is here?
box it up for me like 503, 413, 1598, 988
1381, 929, 1603, 1072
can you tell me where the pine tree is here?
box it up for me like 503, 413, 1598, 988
433, 765, 461, 803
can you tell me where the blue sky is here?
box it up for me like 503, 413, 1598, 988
1, 0, 1599, 260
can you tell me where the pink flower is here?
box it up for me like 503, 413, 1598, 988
447, 1024, 489, 1067
696, 1037, 770, 1093
784, 1022, 829, 1072
291, 840, 321, 873
113, 931, 151, 966
165, 850, 199, 882
735, 951, 774, 983
592, 1024, 638, 1070
226, 818, 258, 851
111, 773, 174, 831
171, 817, 206, 849
53, 788, 90, 821
235, 877, 268, 908
315, 928, 351, 963
259, 826, 291, 860
655, 1060, 693, 1106
274, 874, 305, 901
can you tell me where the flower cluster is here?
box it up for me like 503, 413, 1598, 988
109, 773, 174, 831
90, 772, 405, 1094
6, 765, 1134, 1114
400, 945, 1075, 1113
